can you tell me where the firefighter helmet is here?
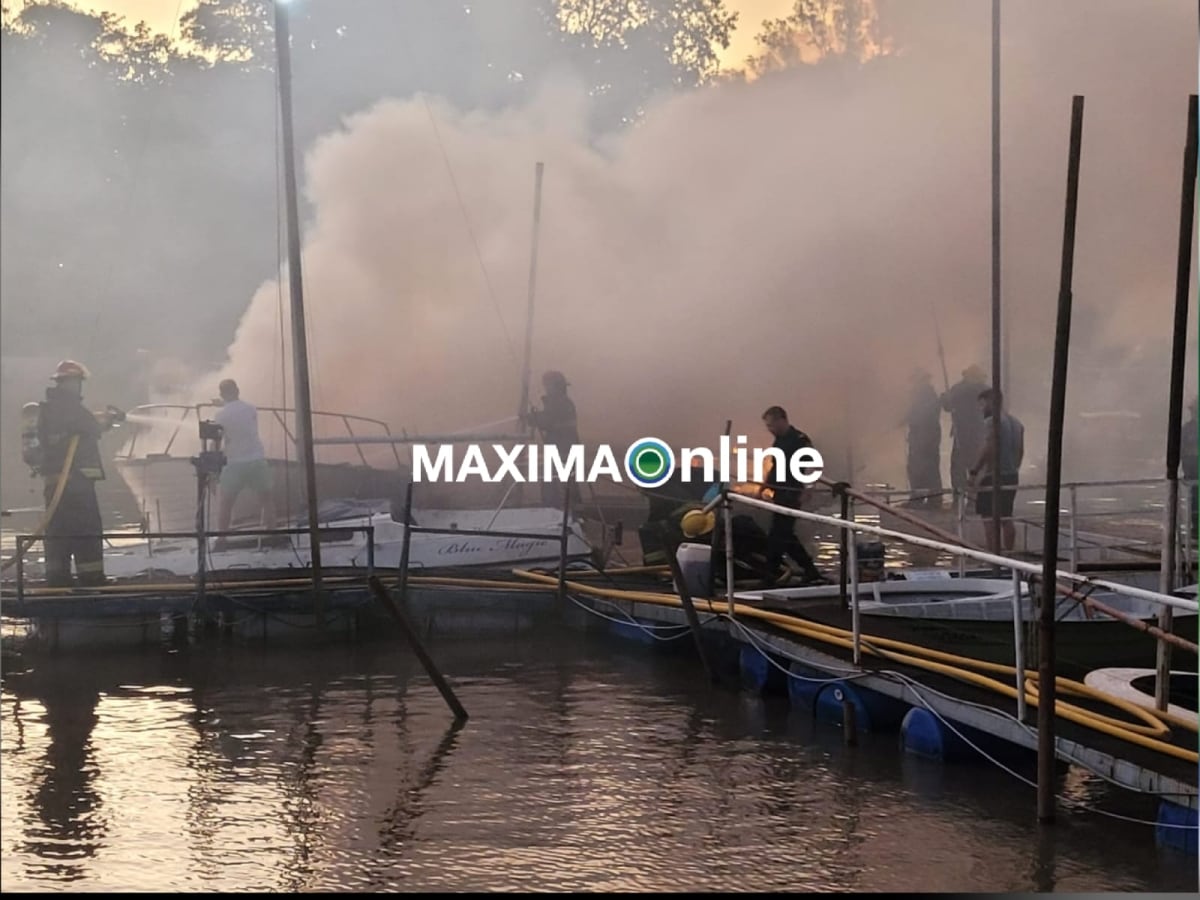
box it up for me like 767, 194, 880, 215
51, 359, 90, 381
680, 508, 715, 538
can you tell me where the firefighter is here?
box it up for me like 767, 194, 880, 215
525, 370, 582, 508
38, 360, 122, 587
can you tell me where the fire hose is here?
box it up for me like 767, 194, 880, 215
0, 435, 79, 572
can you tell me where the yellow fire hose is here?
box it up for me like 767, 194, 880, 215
511, 568, 1198, 763
0, 435, 79, 573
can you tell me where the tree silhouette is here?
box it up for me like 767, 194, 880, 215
744, 0, 890, 78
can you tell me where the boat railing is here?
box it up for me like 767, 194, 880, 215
116, 403, 406, 470
702, 489, 1198, 722
6, 525, 380, 607
855, 475, 1195, 573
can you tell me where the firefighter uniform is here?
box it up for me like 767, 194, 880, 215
39, 364, 108, 587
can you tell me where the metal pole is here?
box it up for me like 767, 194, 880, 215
989, 0, 1004, 562
557, 488, 571, 609
1011, 568, 1027, 722
517, 162, 545, 425
1037, 94, 1085, 826
15, 536, 25, 606
1155, 93, 1197, 711
849, 535, 860, 666
195, 466, 208, 617
1185, 483, 1194, 578
274, 0, 325, 622
1068, 485, 1079, 573
838, 487, 849, 610
723, 492, 735, 617
367, 575, 468, 722
956, 491, 967, 577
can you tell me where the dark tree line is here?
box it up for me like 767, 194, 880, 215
1, 0, 745, 402
0, 0, 884, 409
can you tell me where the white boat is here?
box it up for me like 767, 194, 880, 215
736, 573, 1030, 615
1084, 667, 1197, 722
113, 403, 415, 533
85, 503, 590, 580
735, 573, 1197, 673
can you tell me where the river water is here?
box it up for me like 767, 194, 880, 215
0, 631, 1194, 892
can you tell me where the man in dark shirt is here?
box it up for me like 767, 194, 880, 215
968, 388, 1025, 553
761, 406, 825, 585
941, 364, 987, 496
37, 360, 121, 587
526, 370, 581, 508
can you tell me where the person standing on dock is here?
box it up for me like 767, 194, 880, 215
941, 364, 988, 496
968, 388, 1024, 553
761, 406, 826, 585
525, 370, 581, 509
37, 360, 122, 587
903, 368, 943, 508
213, 379, 274, 548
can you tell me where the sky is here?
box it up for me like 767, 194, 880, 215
65, 0, 795, 70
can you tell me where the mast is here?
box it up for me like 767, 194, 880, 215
517, 162, 546, 425
989, 0, 1003, 558
1154, 93, 1197, 709
273, 0, 324, 615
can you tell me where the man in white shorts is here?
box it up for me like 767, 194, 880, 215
213, 378, 274, 547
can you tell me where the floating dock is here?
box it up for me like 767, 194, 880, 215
2, 526, 1196, 856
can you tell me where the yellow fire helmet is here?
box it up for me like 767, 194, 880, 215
680, 508, 716, 539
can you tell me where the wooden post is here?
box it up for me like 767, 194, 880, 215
664, 541, 716, 684
1155, 93, 1197, 710
842, 693, 858, 746
368, 575, 467, 722
396, 480, 415, 602
1037, 95, 1085, 826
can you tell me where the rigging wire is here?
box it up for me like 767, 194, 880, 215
420, 97, 520, 372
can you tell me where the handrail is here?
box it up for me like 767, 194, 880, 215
857, 476, 1191, 498
706, 491, 1198, 614
116, 403, 402, 463
310, 433, 526, 446
7, 525, 379, 606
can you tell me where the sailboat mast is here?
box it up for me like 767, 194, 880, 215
517, 161, 546, 425
273, 0, 324, 610
989, 0, 1003, 558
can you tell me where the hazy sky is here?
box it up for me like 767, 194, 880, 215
74, 0, 795, 69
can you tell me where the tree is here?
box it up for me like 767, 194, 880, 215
181, 0, 275, 68
745, 0, 890, 78
556, 0, 737, 86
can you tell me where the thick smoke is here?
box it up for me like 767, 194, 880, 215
196, 0, 1196, 486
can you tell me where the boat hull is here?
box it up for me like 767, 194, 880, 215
116, 457, 412, 533
86, 507, 592, 580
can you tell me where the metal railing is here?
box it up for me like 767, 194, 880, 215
856, 476, 1196, 574
6, 526, 378, 607
700, 489, 1198, 721
116, 403, 406, 470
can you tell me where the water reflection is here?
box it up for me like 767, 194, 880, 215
16, 668, 106, 881
0, 636, 1194, 892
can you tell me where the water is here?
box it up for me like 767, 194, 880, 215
1, 633, 1194, 892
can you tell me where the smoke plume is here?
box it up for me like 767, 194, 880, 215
196, 0, 1196, 486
